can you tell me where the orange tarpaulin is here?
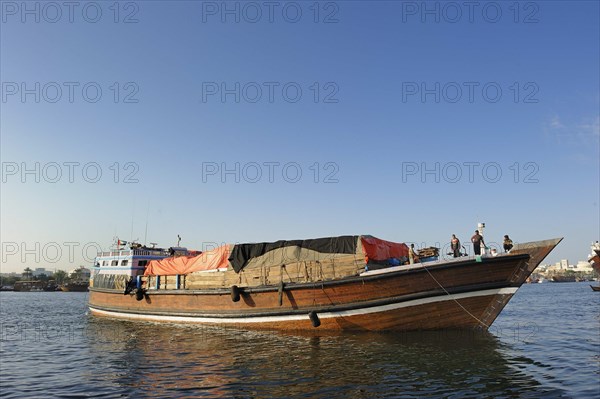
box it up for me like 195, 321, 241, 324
144, 245, 231, 276
360, 236, 409, 263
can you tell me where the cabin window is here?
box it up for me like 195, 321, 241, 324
102, 261, 108, 266
138, 260, 148, 267
111, 260, 118, 266
121, 260, 129, 266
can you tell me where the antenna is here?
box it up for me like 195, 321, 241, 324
144, 201, 150, 246
130, 198, 136, 244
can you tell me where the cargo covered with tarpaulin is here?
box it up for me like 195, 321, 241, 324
144, 235, 409, 276
144, 245, 231, 276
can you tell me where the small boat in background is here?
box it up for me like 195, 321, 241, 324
60, 281, 89, 292
13, 281, 46, 292
551, 275, 577, 283
43, 280, 59, 291
589, 241, 600, 291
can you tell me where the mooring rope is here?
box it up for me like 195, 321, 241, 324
419, 259, 491, 329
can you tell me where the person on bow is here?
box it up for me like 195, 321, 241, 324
451, 234, 461, 258
471, 230, 485, 255
408, 243, 419, 264
503, 235, 513, 252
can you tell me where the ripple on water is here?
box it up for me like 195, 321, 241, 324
1, 284, 599, 398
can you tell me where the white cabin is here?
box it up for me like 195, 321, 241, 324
92, 247, 171, 277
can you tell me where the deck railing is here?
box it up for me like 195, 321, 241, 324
97, 249, 168, 257
92, 274, 183, 291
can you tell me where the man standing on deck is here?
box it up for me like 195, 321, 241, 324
451, 234, 461, 258
503, 235, 514, 252
408, 243, 418, 264
471, 230, 485, 255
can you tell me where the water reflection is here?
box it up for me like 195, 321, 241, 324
3, 286, 593, 398
84, 319, 568, 398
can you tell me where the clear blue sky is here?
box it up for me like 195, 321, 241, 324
1, 1, 598, 273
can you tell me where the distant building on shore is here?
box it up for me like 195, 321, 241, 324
68, 266, 91, 281
560, 259, 569, 269
32, 268, 52, 277
546, 260, 570, 272
574, 261, 593, 272
539, 258, 596, 277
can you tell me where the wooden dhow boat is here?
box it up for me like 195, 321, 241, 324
88, 235, 562, 331
60, 281, 89, 292
589, 241, 600, 291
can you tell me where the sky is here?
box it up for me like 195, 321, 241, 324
1, 0, 599, 273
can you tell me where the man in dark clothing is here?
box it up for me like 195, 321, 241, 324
503, 235, 514, 252
471, 230, 485, 255
451, 234, 461, 258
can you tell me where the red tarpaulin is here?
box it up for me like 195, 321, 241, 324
144, 245, 231, 276
360, 236, 409, 263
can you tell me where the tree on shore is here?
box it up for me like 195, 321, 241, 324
22, 267, 33, 280
0, 275, 20, 286
53, 270, 68, 284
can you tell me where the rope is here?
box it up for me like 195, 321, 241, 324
419, 260, 491, 329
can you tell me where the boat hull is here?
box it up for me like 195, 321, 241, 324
87, 292, 512, 331
89, 237, 563, 331
90, 287, 517, 331
550, 275, 576, 283
589, 253, 600, 274
61, 283, 89, 292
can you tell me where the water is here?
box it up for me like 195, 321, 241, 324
1, 284, 598, 398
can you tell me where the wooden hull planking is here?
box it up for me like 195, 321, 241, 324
88, 238, 561, 331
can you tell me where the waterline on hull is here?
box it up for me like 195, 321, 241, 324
89, 287, 518, 325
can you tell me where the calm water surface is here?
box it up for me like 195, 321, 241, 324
1, 283, 599, 398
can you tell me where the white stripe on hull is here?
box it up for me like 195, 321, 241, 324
89, 287, 518, 324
